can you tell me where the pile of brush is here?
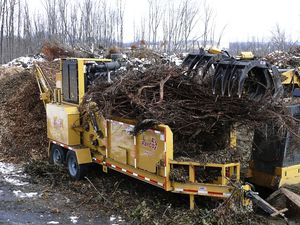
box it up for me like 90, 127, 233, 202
80, 64, 297, 162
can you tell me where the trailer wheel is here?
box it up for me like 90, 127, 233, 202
50, 145, 65, 165
66, 151, 86, 180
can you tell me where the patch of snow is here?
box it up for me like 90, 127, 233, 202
70, 216, 79, 224
110, 215, 116, 222
13, 190, 38, 198
118, 216, 124, 222
0, 190, 3, 194
0, 162, 28, 186
4, 176, 28, 186
0, 162, 15, 174
47, 221, 60, 224
2, 54, 45, 68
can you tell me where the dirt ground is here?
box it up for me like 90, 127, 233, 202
0, 162, 124, 225
1, 160, 300, 225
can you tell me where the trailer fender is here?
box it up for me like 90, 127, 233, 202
70, 148, 92, 165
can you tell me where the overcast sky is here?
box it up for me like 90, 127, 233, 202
29, 0, 300, 47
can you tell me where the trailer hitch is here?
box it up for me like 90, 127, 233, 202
246, 190, 289, 223
229, 179, 289, 222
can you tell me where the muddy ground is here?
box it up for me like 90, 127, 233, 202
0, 161, 126, 225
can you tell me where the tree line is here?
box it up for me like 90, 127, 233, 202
0, 0, 229, 63
0, 0, 295, 63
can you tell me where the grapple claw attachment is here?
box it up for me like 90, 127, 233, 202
182, 49, 229, 83
212, 58, 283, 100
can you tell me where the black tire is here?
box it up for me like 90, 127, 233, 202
66, 151, 87, 180
50, 144, 65, 165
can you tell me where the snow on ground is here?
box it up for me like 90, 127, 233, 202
0, 162, 28, 186
0, 162, 16, 174
109, 215, 124, 225
70, 216, 79, 224
2, 54, 45, 68
13, 190, 38, 198
3, 176, 28, 186
110, 215, 116, 222
168, 54, 183, 66
47, 221, 60, 224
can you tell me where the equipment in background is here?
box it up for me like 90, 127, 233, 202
182, 49, 284, 100
181, 49, 300, 216
248, 104, 300, 189
182, 48, 230, 83
211, 58, 283, 100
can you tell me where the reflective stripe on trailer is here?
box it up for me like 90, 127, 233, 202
173, 188, 231, 197
51, 140, 73, 151
92, 158, 164, 188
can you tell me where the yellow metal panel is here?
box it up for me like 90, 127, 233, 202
239, 52, 254, 59
248, 163, 300, 189
172, 182, 233, 197
137, 129, 166, 173
109, 121, 135, 166
189, 195, 195, 210
104, 158, 165, 188
74, 148, 92, 164
276, 164, 300, 187
163, 125, 173, 191
56, 72, 62, 89
208, 47, 222, 54
169, 160, 239, 168
77, 60, 85, 104
189, 165, 195, 183
282, 69, 300, 86
63, 58, 112, 62
46, 103, 80, 145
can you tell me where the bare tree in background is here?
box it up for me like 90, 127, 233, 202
0, 0, 7, 63
182, 0, 199, 51
147, 0, 163, 49
44, 0, 57, 39
116, 0, 125, 46
23, 2, 32, 54
201, 0, 213, 48
216, 24, 227, 48
0, 0, 292, 64
58, 0, 68, 42
270, 23, 290, 51
7, 0, 16, 60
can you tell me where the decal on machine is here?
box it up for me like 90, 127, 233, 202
53, 117, 63, 129
141, 137, 158, 150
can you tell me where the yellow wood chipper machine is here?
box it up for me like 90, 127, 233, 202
33, 51, 300, 214
34, 58, 254, 210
